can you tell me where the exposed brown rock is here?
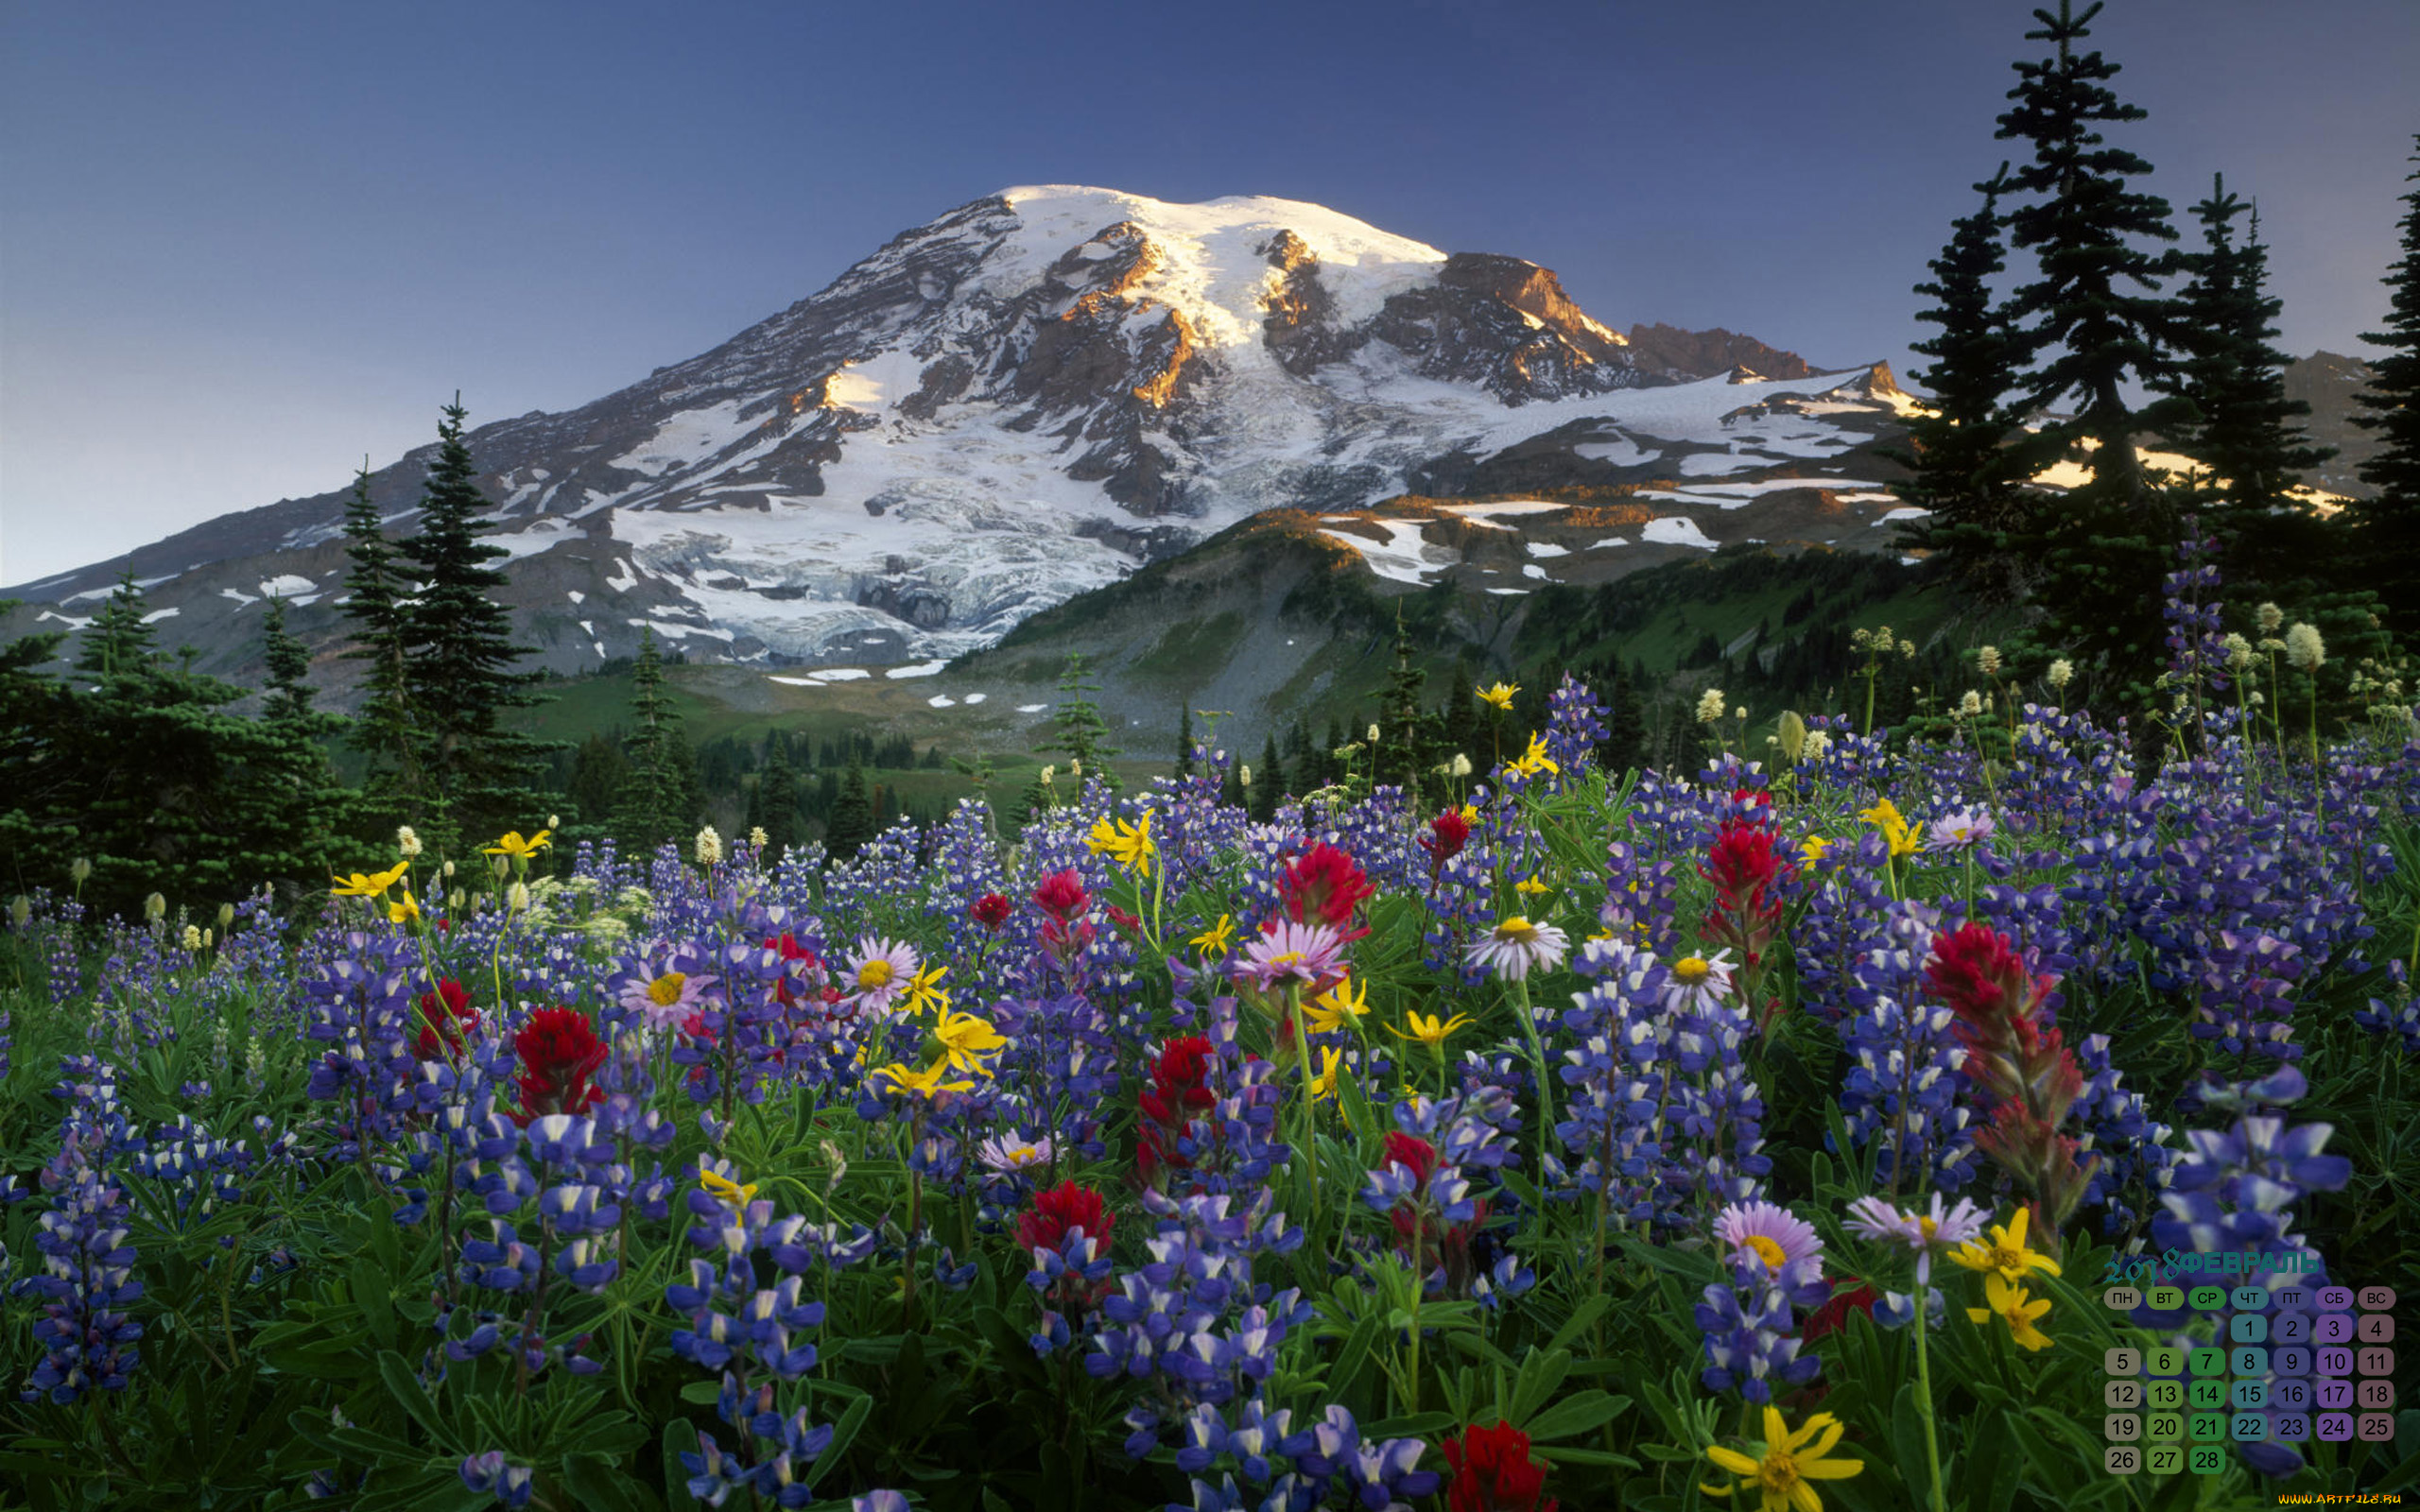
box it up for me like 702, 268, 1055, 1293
1625, 322, 1816, 382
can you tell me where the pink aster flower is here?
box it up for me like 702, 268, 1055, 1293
1231, 919, 1347, 994
1714, 1199, 1824, 1276
617, 967, 718, 1034
1465, 915, 1570, 983
839, 936, 921, 1015
1845, 1192, 1989, 1284
1926, 806, 1996, 852
1658, 948, 1737, 1014
977, 1131, 1056, 1175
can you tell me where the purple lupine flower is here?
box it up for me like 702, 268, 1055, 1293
459, 1452, 534, 1508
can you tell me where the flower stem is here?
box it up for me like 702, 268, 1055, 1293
1509, 975, 1553, 1189
1912, 1287, 1947, 1512
1284, 982, 1320, 1227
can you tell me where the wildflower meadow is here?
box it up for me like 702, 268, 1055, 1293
4, 546, 2420, 1512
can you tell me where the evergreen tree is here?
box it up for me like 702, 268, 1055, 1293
1990, 0, 2195, 705
564, 732, 628, 833
338, 462, 418, 793
26, 576, 347, 916
1602, 663, 1651, 779
396, 399, 550, 837
1893, 167, 2030, 598
0, 602, 75, 890
1251, 733, 1284, 822
2168, 179, 2335, 597
758, 733, 800, 857
255, 594, 354, 879
1174, 704, 1196, 780
1050, 653, 1120, 787
1375, 620, 1430, 803
826, 760, 876, 859
2352, 135, 2420, 641
74, 569, 160, 679
612, 628, 702, 850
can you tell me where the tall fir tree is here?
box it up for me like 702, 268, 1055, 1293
396, 399, 551, 839
1251, 733, 1284, 822
255, 594, 354, 885
612, 627, 700, 850
757, 733, 800, 857
2351, 135, 2420, 642
1050, 653, 1120, 788
338, 461, 419, 795
1374, 619, 1430, 804
27, 576, 350, 916
75, 569, 160, 679
1893, 167, 2031, 599
1173, 704, 1196, 780
2167, 179, 2335, 598
826, 760, 877, 859
0, 602, 75, 890
1990, 0, 2195, 707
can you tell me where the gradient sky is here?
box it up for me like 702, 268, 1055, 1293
4, 0, 2414, 587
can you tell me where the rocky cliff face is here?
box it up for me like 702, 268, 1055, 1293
9, 186, 1891, 686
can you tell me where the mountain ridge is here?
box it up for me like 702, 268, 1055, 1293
8, 185, 1924, 690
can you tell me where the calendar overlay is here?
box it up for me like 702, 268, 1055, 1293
2099, 1249, 2395, 1479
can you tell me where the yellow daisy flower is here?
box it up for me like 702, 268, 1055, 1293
1946, 1206, 2062, 1286
481, 830, 553, 861
1800, 835, 1833, 866
698, 1168, 759, 1210
1476, 681, 1519, 712
1085, 812, 1157, 877
1701, 1405, 1863, 1511
1306, 1045, 1343, 1104
332, 860, 410, 900
1390, 1009, 1475, 1053
1190, 914, 1236, 959
387, 888, 421, 925
1856, 799, 1920, 858
931, 1009, 1007, 1075
1967, 1272, 2055, 1351
1514, 875, 1551, 898
875, 1060, 976, 1100
1305, 975, 1369, 1036
1507, 732, 1559, 780
904, 962, 952, 1017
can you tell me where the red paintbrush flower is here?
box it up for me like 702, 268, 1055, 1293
1420, 809, 1472, 870
1015, 1180, 1115, 1254
970, 892, 1011, 930
1382, 1130, 1441, 1189
1031, 869, 1089, 920
1440, 1421, 1557, 1512
1138, 1036, 1219, 1188
413, 978, 478, 1060
1924, 922, 2097, 1225
762, 931, 822, 1006
511, 1006, 608, 1125
1801, 1280, 1881, 1344
1280, 842, 1375, 935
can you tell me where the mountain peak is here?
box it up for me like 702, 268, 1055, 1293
7, 186, 1912, 687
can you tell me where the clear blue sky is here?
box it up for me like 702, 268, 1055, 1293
3, 0, 2413, 586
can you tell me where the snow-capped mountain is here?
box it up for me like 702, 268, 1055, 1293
7, 186, 1915, 675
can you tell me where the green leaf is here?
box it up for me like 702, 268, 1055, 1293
1544, 1297, 1609, 1357
351, 1257, 398, 1352
1889, 1385, 1931, 1505
1521, 1389, 1627, 1441
817, 1394, 874, 1474
664, 1418, 702, 1511
559, 1454, 649, 1512
1506, 1348, 1572, 1430
376, 1350, 449, 1445
1959, 1409, 2015, 1512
